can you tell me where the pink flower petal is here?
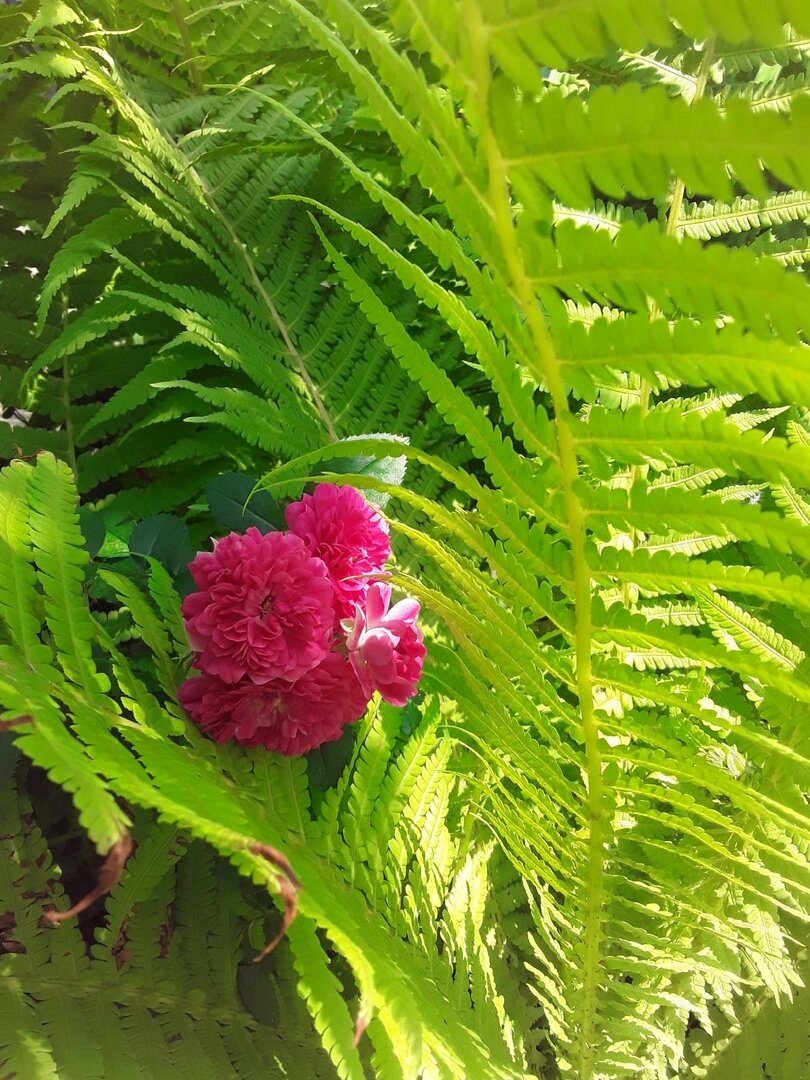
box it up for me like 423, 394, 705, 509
285, 484, 390, 620
178, 652, 372, 756
344, 583, 425, 707
182, 528, 334, 685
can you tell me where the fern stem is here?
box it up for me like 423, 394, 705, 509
625, 38, 717, 603
463, 8, 604, 1076
170, 0, 203, 95
667, 39, 716, 241
213, 207, 339, 442
171, 159, 339, 443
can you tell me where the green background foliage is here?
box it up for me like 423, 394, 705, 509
1, 1, 809, 1077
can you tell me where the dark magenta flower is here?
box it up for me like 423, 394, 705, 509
285, 483, 391, 620
178, 652, 371, 756
182, 527, 334, 685
178, 487, 417, 756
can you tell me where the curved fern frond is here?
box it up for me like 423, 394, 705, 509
262, 4, 810, 1075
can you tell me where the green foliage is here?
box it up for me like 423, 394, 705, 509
0, 0, 463, 518
0, 772, 336, 1079
0, 454, 526, 1078
2, 1, 810, 1078
255, 3, 810, 1077
685, 959, 810, 1078
206, 474, 284, 534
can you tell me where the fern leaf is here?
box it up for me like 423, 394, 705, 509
772, 480, 810, 526
97, 569, 182, 702
753, 234, 810, 266
281, 194, 552, 461
556, 314, 810, 407
569, 406, 810, 487
496, 84, 809, 211
27, 453, 101, 693
718, 33, 810, 74
0, 982, 59, 1080
287, 916, 368, 1080
42, 158, 109, 239
596, 549, 810, 614
535, 222, 810, 344
310, 222, 559, 522
78, 352, 202, 440
679, 190, 810, 241
0, 462, 49, 666
341, 702, 401, 886
721, 69, 810, 113
479, 2, 810, 75
22, 293, 143, 388
698, 591, 805, 669
37, 209, 141, 330
0, 661, 128, 851
583, 484, 810, 562
146, 561, 188, 656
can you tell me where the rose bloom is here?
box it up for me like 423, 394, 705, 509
285, 483, 391, 620
344, 582, 425, 707
178, 652, 371, 756
182, 527, 334, 685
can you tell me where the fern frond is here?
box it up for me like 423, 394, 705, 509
569, 406, 810, 487
535, 222, 810, 343
9, 4, 810, 1077
582, 485, 810, 561
753, 233, 810, 266
0, 462, 50, 666
0, 453, 525, 1077
477, 2, 810, 75
496, 85, 809, 211
720, 69, 810, 113
287, 916, 367, 1080
36, 208, 142, 329
310, 224, 559, 521
772, 480, 810, 526
698, 591, 805, 669
679, 190, 810, 240
556, 315, 810, 406
595, 549, 810, 614
27, 453, 100, 692
718, 33, 810, 74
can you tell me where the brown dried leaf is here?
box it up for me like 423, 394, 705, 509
353, 1006, 372, 1048
0, 714, 32, 732
248, 841, 302, 963
42, 834, 133, 925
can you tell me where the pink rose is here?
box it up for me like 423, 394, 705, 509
178, 651, 371, 756
182, 527, 334, 685
344, 582, 425, 707
285, 483, 391, 620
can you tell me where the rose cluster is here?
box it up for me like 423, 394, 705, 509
178, 483, 425, 755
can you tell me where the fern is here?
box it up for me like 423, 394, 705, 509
1, 5, 464, 522
0, 771, 337, 1079
4, 1, 810, 1077
252, 2, 810, 1075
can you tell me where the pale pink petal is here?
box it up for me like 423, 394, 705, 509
386, 597, 421, 624
344, 583, 425, 707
